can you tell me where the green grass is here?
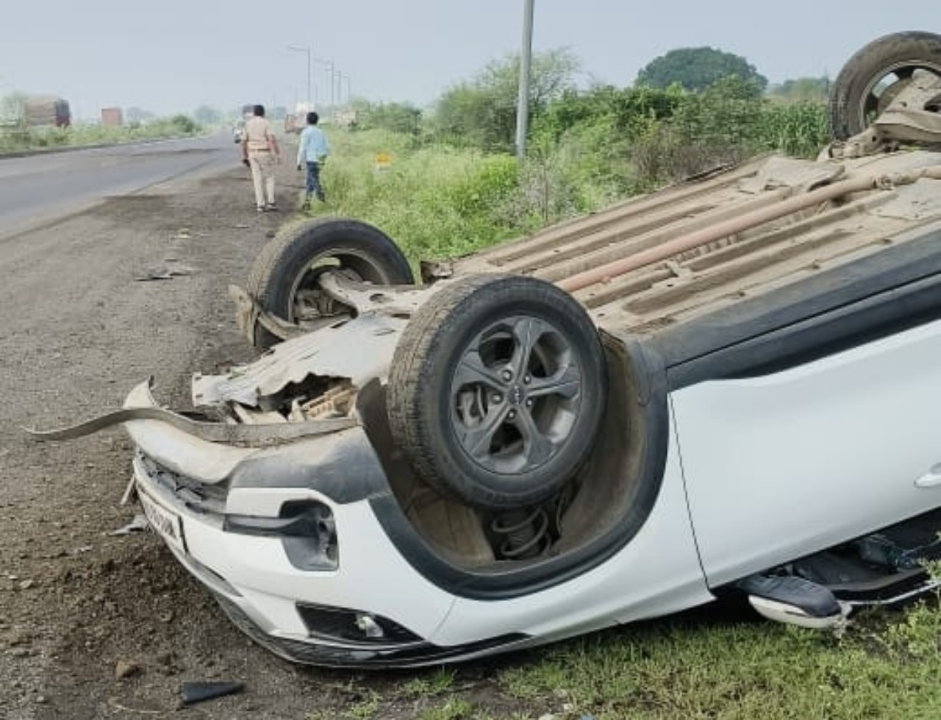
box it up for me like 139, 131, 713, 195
300, 128, 530, 263
496, 603, 941, 719
398, 667, 458, 698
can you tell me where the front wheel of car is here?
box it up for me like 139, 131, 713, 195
387, 274, 608, 510
246, 217, 415, 349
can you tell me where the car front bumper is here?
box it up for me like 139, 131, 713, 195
123, 382, 510, 668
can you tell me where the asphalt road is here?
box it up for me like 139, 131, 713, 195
0, 147, 306, 719
0, 131, 241, 237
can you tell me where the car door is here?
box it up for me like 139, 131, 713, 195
671, 317, 941, 587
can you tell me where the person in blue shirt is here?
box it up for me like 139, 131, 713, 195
295, 111, 330, 208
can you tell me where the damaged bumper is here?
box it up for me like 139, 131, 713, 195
124, 381, 474, 667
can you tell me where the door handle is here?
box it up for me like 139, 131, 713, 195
915, 464, 941, 488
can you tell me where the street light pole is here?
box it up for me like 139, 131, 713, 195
287, 45, 313, 108
515, 0, 535, 162
336, 73, 351, 106
314, 57, 338, 121
328, 61, 336, 121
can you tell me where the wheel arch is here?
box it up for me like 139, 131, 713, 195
365, 331, 672, 599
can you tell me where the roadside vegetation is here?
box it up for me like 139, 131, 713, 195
0, 113, 201, 153
302, 53, 829, 264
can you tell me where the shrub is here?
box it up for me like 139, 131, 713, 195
169, 114, 199, 134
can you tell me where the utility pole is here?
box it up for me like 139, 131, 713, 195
515, 0, 535, 162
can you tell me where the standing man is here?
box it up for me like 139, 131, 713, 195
241, 104, 281, 212
296, 111, 330, 209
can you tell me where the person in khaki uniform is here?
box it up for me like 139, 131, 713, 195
240, 104, 282, 212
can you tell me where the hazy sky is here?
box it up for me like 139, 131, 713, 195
0, 1, 934, 119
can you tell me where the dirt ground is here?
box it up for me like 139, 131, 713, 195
0, 157, 532, 720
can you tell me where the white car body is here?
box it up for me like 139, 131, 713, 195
27, 31, 941, 669
112, 147, 941, 666
677, 320, 941, 587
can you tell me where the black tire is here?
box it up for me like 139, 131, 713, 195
387, 274, 607, 510
246, 217, 414, 349
830, 31, 941, 140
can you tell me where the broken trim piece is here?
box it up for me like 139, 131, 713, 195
23, 381, 356, 446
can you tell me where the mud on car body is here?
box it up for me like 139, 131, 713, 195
30, 32, 941, 668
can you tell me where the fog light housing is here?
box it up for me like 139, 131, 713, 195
297, 603, 422, 645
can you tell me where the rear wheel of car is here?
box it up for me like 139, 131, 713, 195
387, 274, 607, 510
246, 218, 415, 349
830, 31, 941, 140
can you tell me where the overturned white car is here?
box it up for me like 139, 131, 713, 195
33, 32, 941, 667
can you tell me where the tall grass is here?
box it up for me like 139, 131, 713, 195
758, 100, 832, 158
305, 129, 527, 260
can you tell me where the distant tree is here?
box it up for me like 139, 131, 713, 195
432, 48, 580, 151
169, 114, 199, 134
636, 47, 768, 93
767, 76, 830, 103
193, 105, 222, 124
533, 84, 686, 144
353, 100, 423, 135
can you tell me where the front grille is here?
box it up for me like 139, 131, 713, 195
137, 450, 227, 515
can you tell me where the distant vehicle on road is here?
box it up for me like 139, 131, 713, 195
284, 113, 302, 134
24, 95, 71, 128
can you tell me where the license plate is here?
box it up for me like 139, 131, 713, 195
139, 486, 187, 555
